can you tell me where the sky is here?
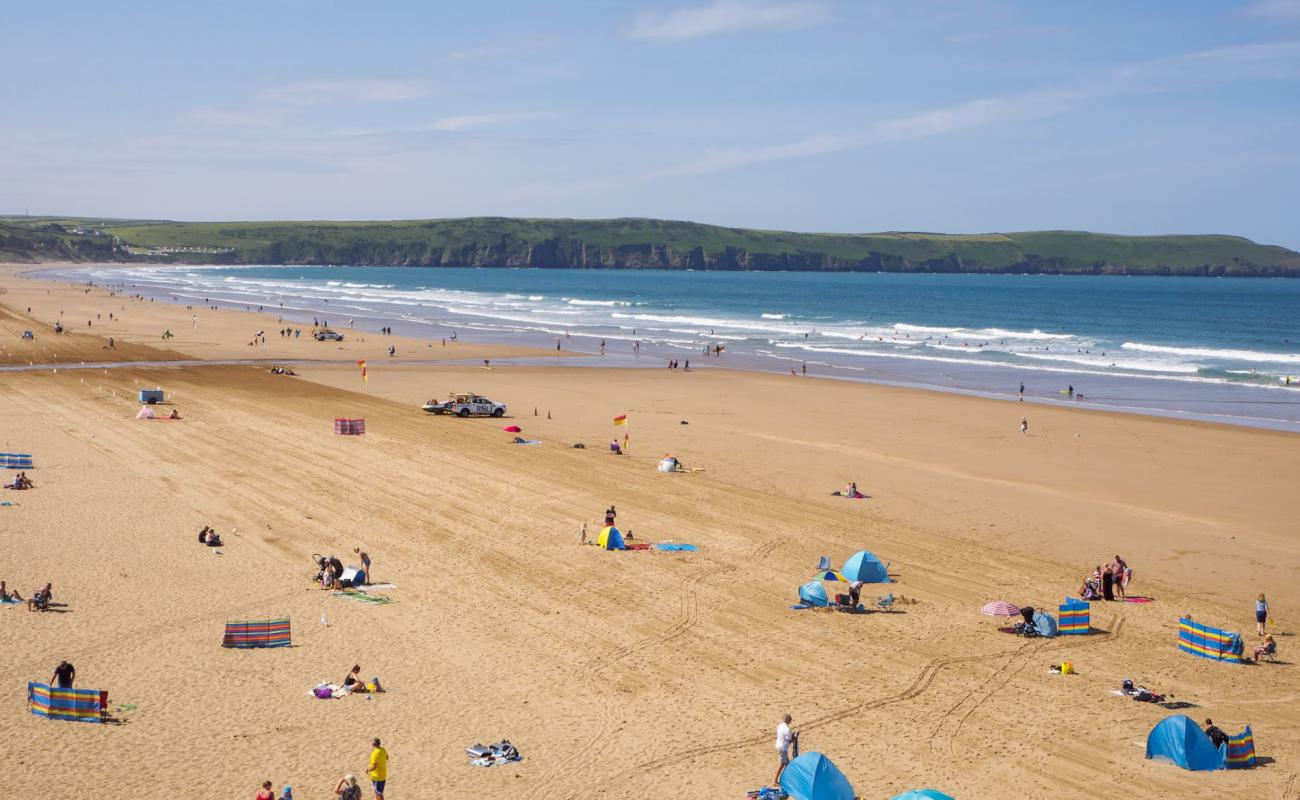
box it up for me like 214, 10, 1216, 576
3, 0, 1299, 246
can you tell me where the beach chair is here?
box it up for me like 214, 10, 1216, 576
876, 593, 895, 611
816, 555, 831, 571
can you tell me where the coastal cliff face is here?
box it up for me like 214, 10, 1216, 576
6, 216, 1299, 276
240, 236, 1299, 277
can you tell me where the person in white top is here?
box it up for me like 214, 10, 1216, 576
774, 714, 795, 785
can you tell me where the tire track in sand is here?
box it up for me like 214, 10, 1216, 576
527, 536, 785, 800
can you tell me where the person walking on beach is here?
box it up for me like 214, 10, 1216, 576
774, 714, 796, 785
367, 738, 388, 800
51, 660, 75, 689
1019, 382, 1024, 400
1256, 593, 1269, 635
1019, 418, 1028, 436
605, 505, 617, 527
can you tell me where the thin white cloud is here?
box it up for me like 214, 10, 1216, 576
627, 0, 829, 41
425, 112, 547, 132
1246, 0, 1300, 20
177, 107, 281, 128
256, 79, 430, 106
648, 39, 1300, 178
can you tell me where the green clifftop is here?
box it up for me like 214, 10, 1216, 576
4, 216, 1299, 277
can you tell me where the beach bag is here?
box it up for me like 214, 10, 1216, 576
313, 686, 334, 699
1060, 661, 1075, 674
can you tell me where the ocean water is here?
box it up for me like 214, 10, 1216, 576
37, 265, 1300, 431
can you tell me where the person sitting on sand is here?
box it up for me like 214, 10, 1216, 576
0, 581, 23, 603
256, 780, 276, 800
342, 665, 384, 694
609, 439, 622, 455
7, 471, 33, 490
168, 409, 182, 420
334, 774, 362, 800
1253, 635, 1277, 663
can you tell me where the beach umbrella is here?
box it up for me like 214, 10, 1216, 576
841, 550, 890, 583
980, 600, 1020, 617
503, 425, 522, 432
812, 570, 847, 582
891, 791, 955, 800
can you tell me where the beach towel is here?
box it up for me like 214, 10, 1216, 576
511, 439, 541, 445
1124, 596, 1154, 603
1, 453, 34, 469
333, 591, 394, 605
466, 740, 521, 767
623, 543, 652, 551
222, 618, 292, 648
27, 683, 105, 723
654, 543, 697, 552
310, 683, 347, 699
790, 603, 812, 610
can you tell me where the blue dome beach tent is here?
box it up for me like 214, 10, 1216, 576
891, 791, 956, 800
799, 581, 829, 607
779, 752, 855, 800
840, 550, 889, 583
1146, 715, 1226, 771
1031, 610, 1058, 638
597, 526, 624, 550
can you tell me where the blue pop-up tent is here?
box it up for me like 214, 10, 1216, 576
840, 550, 889, 583
1146, 715, 1226, 771
891, 791, 956, 800
799, 581, 829, 607
779, 752, 855, 800
1031, 610, 1058, 638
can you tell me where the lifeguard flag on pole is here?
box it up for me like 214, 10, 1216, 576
613, 414, 627, 426
358, 360, 368, 384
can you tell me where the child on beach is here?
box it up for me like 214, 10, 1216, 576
1256, 593, 1269, 635
255, 780, 275, 800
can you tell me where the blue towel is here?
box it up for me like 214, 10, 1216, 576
512, 440, 542, 445
654, 543, 697, 552
789, 603, 812, 610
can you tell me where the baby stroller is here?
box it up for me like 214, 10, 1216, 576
1015, 606, 1039, 637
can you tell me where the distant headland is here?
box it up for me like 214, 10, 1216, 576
4, 215, 1298, 277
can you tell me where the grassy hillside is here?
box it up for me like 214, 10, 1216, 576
3, 216, 1298, 276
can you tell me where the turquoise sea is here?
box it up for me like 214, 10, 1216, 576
39, 265, 1300, 431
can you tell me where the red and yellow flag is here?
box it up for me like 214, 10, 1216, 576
613, 414, 627, 426
358, 360, 368, 384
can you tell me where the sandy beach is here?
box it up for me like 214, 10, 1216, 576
2, 266, 1297, 799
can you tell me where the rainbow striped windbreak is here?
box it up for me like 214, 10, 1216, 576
1227, 726, 1256, 768
1058, 599, 1090, 635
222, 618, 291, 648
1178, 617, 1244, 663
28, 683, 105, 723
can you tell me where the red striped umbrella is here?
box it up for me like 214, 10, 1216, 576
980, 600, 1020, 617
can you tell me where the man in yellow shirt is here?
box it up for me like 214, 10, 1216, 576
367, 737, 388, 800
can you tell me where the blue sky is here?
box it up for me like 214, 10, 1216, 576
3, 1, 1299, 246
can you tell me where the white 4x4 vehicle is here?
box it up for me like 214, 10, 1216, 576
424, 392, 507, 417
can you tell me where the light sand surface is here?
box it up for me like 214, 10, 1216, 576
2, 269, 1298, 800
0, 264, 556, 366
